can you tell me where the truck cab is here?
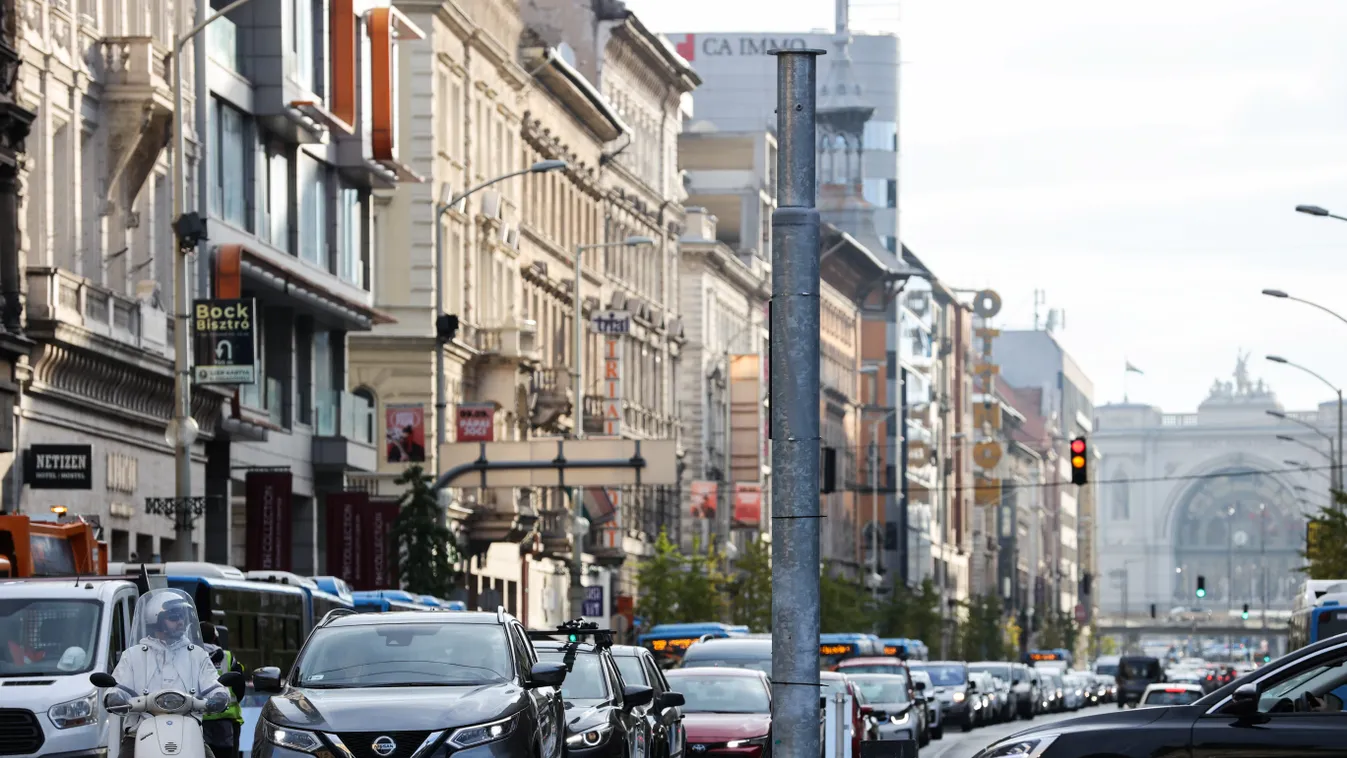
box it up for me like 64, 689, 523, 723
0, 577, 139, 758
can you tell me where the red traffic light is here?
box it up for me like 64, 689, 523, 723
1070, 438, 1086, 455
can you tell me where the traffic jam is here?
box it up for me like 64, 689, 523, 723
4, 514, 1347, 758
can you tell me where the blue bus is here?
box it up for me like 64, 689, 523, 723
1290, 582, 1347, 650
352, 589, 436, 613
246, 570, 355, 630
820, 632, 883, 669
1026, 648, 1073, 668
880, 637, 929, 661
637, 622, 748, 666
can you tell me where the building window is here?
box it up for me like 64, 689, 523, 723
213, 99, 250, 229
336, 182, 363, 288
298, 153, 328, 268
353, 387, 376, 442
293, 0, 313, 90
1113, 476, 1130, 520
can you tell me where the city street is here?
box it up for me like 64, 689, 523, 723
922, 711, 1094, 758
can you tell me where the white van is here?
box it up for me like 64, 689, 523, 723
0, 577, 139, 758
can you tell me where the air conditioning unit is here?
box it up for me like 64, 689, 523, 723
504, 225, 520, 250
480, 190, 502, 220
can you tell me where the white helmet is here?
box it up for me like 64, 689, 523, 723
132, 588, 203, 645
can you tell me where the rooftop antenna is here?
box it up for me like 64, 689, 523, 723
1033, 289, 1045, 331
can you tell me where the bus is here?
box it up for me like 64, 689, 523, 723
246, 571, 355, 630
819, 633, 883, 669
1290, 582, 1347, 650
637, 622, 748, 667
879, 637, 929, 661
352, 589, 437, 612
1026, 648, 1073, 669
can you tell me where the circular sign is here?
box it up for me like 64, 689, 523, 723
974, 290, 1002, 318
973, 441, 1003, 469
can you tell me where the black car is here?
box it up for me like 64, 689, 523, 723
250, 608, 568, 758
527, 622, 656, 758
974, 631, 1347, 758
611, 644, 687, 758
1115, 655, 1163, 708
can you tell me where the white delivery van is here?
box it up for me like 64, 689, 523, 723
0, 577, 140, 758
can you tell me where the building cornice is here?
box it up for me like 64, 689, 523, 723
609, 16, 700, 93
682, 241, 769, 301
521, 112, 605, 199
400, 0, 533, 91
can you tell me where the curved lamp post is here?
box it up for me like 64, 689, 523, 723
1267, 355, 1342, 493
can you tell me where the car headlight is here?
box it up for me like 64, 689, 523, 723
565, 724, 612, 747
450, 716, 517, 750
890, 710, 911, 725
952, 692, 966, 702
263, 722, 324, 753
976, 733, 1060, 758
48, 693, 97, 729
154, 692, 188, 711
727, 736, 769, 748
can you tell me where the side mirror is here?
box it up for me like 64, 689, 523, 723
869, 709, 889, 721
623, 685, 655, 710
528, 662, 567, 689
253, 666, 285, 693
1012, 679, 1021, 685
657, 691, 686, 711
914, 681, 926, 692
217, 671, 245, 689
966, 680, 977, 692
89, 672, 117, 688
1230, 683, 1258, 712
820, 696, 829, 710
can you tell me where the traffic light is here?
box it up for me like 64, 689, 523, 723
1242, 604, 1250, 620
1263, 655, 1272, 663
1150, 604, 1157, 619
1070, 438, 1088, 485
821, 447, 837, 494
1196, 576, 1207, 598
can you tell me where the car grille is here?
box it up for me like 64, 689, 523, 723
334, 731, 434, 758
0, 709, 44, 756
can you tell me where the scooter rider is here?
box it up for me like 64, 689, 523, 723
110, 588, 225, 758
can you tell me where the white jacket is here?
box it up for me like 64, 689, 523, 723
111, 636, 221, 731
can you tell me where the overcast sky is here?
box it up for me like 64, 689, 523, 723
625, 0, 1347, 415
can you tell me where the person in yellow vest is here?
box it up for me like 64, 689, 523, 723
200, 622, 245, 758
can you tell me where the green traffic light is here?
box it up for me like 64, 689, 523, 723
1241, 612, 1249, 619
1196, 589, 1206, 598
1264, 655, 1271, 662
567, 634, 579, 642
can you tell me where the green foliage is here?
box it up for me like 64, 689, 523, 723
1097, 634, 1119, 657
389, 464, 459, 597
730, 537, 772, 632
679, 536, 730, 622
1301, 491, 1347, 579
876, 578, 942, 646
820, 563, 877, 633
957, 595, 1005, 661
635, 529, 685, 629
1037, 611, 1079, 652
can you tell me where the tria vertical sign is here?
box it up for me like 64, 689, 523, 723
591, 311, 629, 438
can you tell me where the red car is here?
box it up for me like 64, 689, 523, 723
665, 667, 772, 758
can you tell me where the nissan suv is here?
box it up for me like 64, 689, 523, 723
250, 608, 568, 758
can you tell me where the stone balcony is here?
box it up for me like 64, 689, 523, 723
97, 37, 174, 213
26, 267, 170, 357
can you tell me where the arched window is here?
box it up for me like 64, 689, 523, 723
352, 387, 377, 445
1112, 473, 1130, 520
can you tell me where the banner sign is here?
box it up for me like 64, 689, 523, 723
582, 584, 604, 617
732, 482, 762, 528
325, 491, 400, 591
245, 471, 292, 571
456, 403, 495, 442
601, 334, 623, 437
386, 404, 426, 462
25, 444, 93, 490
192, 298, 257, 385
688, 481, 717, 521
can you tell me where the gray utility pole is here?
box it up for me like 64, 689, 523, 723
769, 47, 824, 758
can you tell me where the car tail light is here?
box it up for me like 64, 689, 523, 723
1164, 688, 1187, 693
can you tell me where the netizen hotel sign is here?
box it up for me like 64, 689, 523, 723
193, 298, 257, 385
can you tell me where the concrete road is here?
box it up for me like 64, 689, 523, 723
918, 707, 1104, 758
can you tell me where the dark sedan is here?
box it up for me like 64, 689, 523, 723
974, 631, 1347, 758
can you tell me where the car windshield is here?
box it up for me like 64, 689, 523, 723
1143, 689, 1202, 705
614, 656, 648, 687
1095, 663, 1118, 676
537, 650, 609, 701
668, 674, 770, 714
970, 664, 1011, 680
912, 665, 965, 686
0, 599, 101, 677
851, 676, 910, 704
681, 657, 772, 676
294, 623, 511, 687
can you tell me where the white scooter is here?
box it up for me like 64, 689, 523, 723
90, 670, 243, 758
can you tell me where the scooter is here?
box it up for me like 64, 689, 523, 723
90, 670, 244, 758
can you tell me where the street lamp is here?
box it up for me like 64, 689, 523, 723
168, 0, 262, 561
1260, 289, 1347, 329
859, 364, 898, 601
1276, 434, 1335, 470
1295, 204, 1347, 221
1266, 355, 1342, 491
433, 159, 568, 445
567, 235, 653, 619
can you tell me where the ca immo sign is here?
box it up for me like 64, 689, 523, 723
192, 298, 257, 385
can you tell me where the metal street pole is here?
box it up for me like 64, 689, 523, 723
770, 46, 824, 758
568, 236, 650, 619
169, 0, 259, 561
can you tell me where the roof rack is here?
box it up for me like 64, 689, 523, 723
318, 608, 358, 628
527, 619, 615, 648
497, 605, 507, 624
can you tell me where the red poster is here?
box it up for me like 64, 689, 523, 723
688, 481, 717, 521
456, 403, 495, 442
386, 404, 426, 463
733, 483, 762, 528
245, 471, 292, 571
325, 492, 401, 591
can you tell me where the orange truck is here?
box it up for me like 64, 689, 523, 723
0, 513, 107, 578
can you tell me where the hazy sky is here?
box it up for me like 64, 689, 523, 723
625, 0, 1347, 415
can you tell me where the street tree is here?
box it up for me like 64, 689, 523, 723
1302, 490, 1347, 578
821, 563, 876, 633
636, 529, 685, 628
389, 464, 459, 597
678, 536, 729, 622
731, 536, 772, 632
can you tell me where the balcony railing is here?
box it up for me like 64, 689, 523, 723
315, 390, 374, 444
26, 267, 169, 355
240, 377, 285, 426
99, 37, 170, 88
206, 15, 240, 72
